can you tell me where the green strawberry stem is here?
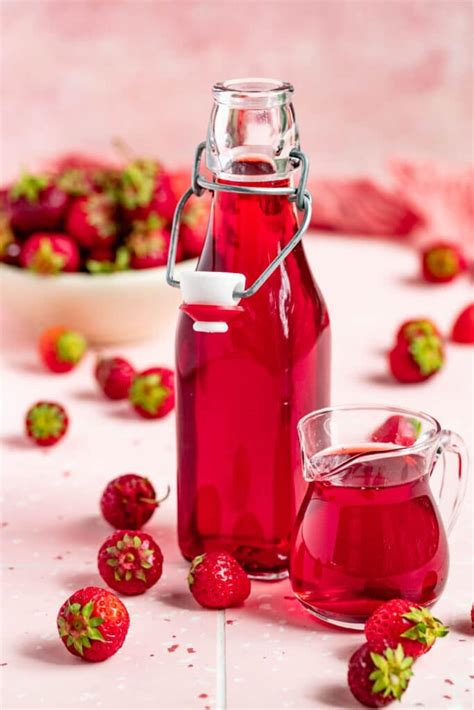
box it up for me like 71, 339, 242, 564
409, 335, 443, 376
401, 606, 449, 647
129, 373, 169, 415
10, 172, 49, 202
27, 403, 65, 440
56, 331, 87, 364
57, 600, 105, 656
369, 644, 414, 701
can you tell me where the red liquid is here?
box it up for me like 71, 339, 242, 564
289, 445, 448, 624
176, 164, 330, 577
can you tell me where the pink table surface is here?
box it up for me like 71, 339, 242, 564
1, 233, 473, 709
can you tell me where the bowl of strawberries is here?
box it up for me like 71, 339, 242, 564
0, 154, 207, 343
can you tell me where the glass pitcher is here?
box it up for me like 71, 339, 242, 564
290, 404, 468, 628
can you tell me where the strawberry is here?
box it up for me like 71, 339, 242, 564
25, 401, 68, 446
119, 159, 176, 224
371, 415, 421, 447
8, 172, 69, 234
38, 326, 87, 373
348, 643, 413, 708
57, 586, 129, 662
95, 356, 135, 400
85, 245, 130, 274
389, 319, 444, 384
0, 210, 20, 264
451, 304, 474, 344
365, 599, 448, 659
188, 551, 251, 610
100, 473, 169, 529
170, 169, 209, 258
129, 367, 174, 419
126, 214, 171, 269
19, 233, 80, 274
97, 530, 163, 596
66, 193, 118, 249
395, 318, 442, 346
421, 241, 466, 283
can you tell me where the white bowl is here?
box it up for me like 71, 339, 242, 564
0, 260, 197, 343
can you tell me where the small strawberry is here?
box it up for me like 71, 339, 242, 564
57, 586, 129, 662
126, 214, 171, 269
119, 159, 176, 224
396, 318, 442, 346
365, 599, 448, 659
100, 473, 169, 529
170, 169, 209, 258
85, 245, 130, 274
421, 241, 466, 283
25, 401, 68, 446
9, 172, 69, 234
0, 210, 20, 265
98, 530, 163, 596
389, 318, 444, 383
451, 304, 474, 344
129, 367, 174, 419
95, 356, 135, 400
38, 326, 87, 373
19, 233, 80, 274
348, 643, 413, 708
371, 415, 421, 447
188, 551, 251, 610
66, 193, 118, 249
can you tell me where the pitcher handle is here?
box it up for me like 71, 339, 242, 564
438, 429, 469, 535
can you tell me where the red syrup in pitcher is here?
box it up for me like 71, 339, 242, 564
289, 444, 448, 623
176, 158, 330, 578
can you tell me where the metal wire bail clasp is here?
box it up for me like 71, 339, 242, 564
166, 141, 313, 330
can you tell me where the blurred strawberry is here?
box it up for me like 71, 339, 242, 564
170, 169, 209, 258
396, 319, 442, 346
66, 193, 118, 249
20, 233, 80, 274
119, 159, 176, 224
421, 241, 466, 283
8, 172, 69, 234
126, 214, 172, 269
451, 304, 474, 344
85, 245, 130, 274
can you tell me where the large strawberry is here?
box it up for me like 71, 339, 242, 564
8, 172, 69, 234
19, 233, 80, 274
97, 530, 163, 596
66, 193, 118, 249
365, 599, 448, 659
119, 159, 176, 224
57, 586, 129, 662
126, 214, 171, 269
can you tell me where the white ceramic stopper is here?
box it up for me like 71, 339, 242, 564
180, 271, 246, 333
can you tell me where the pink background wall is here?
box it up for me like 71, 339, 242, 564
1, 1, 472, 181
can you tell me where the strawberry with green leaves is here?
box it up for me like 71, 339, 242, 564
126, 214, 172, 269
348, 643, 414, 707
8, 172, 69, 234
129, 367, 174, 419
421, 241, 466, 283
98, 530, 163, 596
365, 598, 448, 659
38, 326, 87, 373
19, 233, 80, 274
25, 401, 68, 447
371, 415, 421, 447
66, 192, 118, 249
119, 159, 176, 224
389, 318, 444, 383
57, 586, 129, 662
